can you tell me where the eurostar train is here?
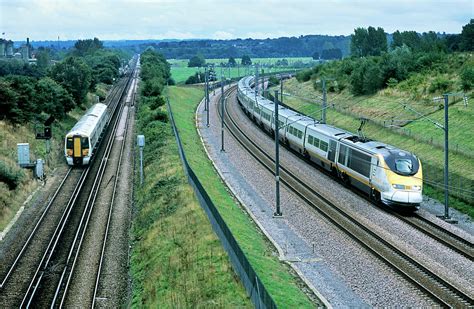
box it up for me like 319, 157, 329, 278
237, 76, 423, 208
64, 103, 109, 166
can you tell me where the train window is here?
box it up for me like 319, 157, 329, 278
320, 141, 328, 152
395, 159, 412, 173
81, 137, 89, 148
66, 138, 73, 149
308, 135, 314, 145
298, 130, 303, 139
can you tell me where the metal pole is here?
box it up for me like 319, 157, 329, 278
443, 94, 450, 219
322, 79, 327, 124
255, 64, 259, 95
221, 78, 225, 152
140, 147, 144, 186
280, 78, 283, 104
274, 90, 282, 217
204, 68, 208, 111
206, 70, 210, 127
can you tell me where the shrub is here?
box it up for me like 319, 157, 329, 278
295, 69, 312, 82
0, 161, 25, 190
460, 66, 474, 91
428, 77, 452, 93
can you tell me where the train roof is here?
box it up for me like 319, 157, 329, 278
66, 103, 108, 137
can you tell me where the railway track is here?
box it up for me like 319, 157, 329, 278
0, 58, 137, 307
218, 84, 474, 307
22, 60, 137, 307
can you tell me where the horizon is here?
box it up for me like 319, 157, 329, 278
1, 0, 471, 42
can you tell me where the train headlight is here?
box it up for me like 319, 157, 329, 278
412, 185, 422, 191
67, 149, 73, 156
392, 184, 405, 190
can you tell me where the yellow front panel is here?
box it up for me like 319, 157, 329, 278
74, 137, 82, 157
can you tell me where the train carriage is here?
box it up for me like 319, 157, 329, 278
237, 75, 423, 209
64, 103, 109, 166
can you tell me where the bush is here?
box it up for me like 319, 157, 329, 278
428, 77, 452, 93
460, 66, 474, 91
296, 69, 312, 82
0, 161, 25, 190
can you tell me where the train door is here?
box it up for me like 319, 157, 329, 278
328, 140, 337, 162
73, 135, 82, 165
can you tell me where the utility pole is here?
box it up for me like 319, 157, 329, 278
280, 78, 284, 105
274, 90, 282, 217
205, 69, 210, 127
434, 94, 460, 223
204, 68, 208, 112
322, 78, 327, 124
255, 64, 259, 95
221, 76, 225, 152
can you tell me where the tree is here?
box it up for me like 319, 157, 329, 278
350, 58, 383, 95
50, 56, 92, 105
351, 26, 387, 57
35, 77, 75, 118
36, 48, 51, 71
241, 55, 252, 66
0, 78, 20, 122
73, 37, 104, 56
312, 51, 320, 60
188, 54, 206, 67
321, 48, 342, 60
4, 75, 38, 123
460, 19, 474, 51
228, 57, 236, 67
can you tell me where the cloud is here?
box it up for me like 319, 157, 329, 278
1, 0, 471, 41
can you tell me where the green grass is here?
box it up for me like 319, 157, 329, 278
131, 89, 251, 307
166, 85, 315, 307
169, 57, 314, 84
270, 78, 474, 218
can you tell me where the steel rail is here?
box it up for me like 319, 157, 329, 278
20, 60, 136, 307
60, 66, 137, 308
0, 167, 74, 289
219, 85, 474, 307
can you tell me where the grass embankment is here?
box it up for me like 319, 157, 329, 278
169, 57, 314, 84
130, 89, 250, 306
0, 86, 109, 230
270, 77, 474, 218
166, 85, 314, 307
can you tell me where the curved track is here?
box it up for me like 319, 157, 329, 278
218, 84, 474, 307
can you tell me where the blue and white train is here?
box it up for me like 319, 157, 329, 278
237, 76, 423, 208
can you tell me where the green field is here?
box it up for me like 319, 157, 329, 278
166, 85, 315, 307
169, 57, 315, 84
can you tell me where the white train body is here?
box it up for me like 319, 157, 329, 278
237, 76, 423, 208
64, 103, 109, 166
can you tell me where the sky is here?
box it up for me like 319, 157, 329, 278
0, 0, 472, 41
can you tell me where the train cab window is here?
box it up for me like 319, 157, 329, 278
66, 138, 73, 149
395, 159, 412, 174
81, 137, 89, 148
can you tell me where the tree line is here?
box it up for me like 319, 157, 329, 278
0, 38, 127, 124
297, 20, 474, 96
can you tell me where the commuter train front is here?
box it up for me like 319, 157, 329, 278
65, 103, 109, 166
237, 76, 423, 209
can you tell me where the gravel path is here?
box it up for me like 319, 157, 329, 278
196, 86, 439, 307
